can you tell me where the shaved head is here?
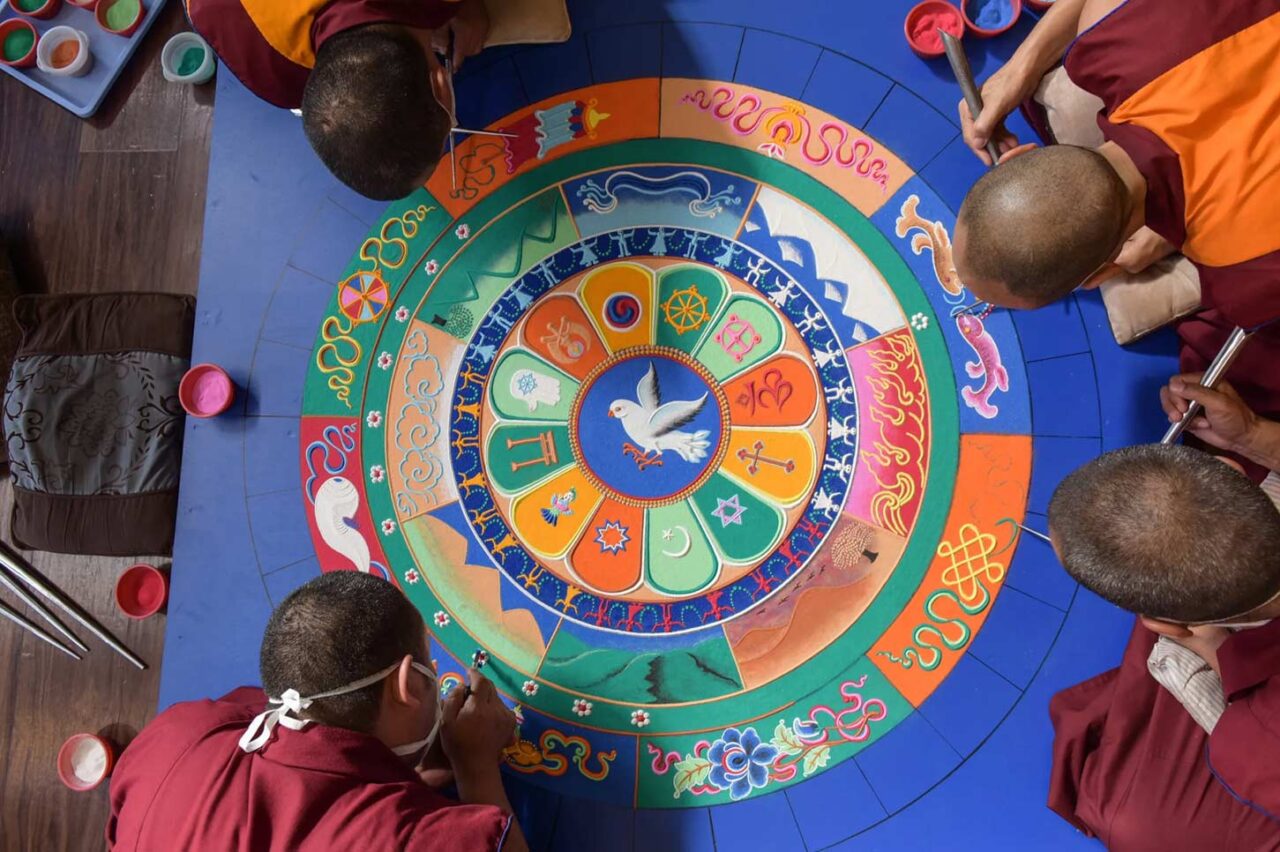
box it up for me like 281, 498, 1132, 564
955, 145, 1128, 307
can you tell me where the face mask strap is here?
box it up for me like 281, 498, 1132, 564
239, 659, 436, 754
1175, 584, 1280, 628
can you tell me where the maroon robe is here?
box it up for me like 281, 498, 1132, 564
185, 0, 458, 108
1063, 0, 1280, 480
108, 688, 512, 851
1049, 619, 1280, 849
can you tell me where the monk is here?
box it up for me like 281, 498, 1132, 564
107, 572, 528, 851
186, 0, 490, 199
1045, 399, 1280, 848
950, 0, 1280, 465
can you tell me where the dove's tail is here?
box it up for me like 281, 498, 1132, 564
670, 429, 712, 463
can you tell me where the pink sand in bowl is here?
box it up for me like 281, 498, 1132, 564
911, 11, 963, 51
190, 370, 231, 413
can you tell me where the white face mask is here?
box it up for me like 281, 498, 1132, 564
239, 660, 439, 756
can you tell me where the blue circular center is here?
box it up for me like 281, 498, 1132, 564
575, 353, 723, 502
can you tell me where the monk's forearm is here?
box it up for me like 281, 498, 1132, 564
1238, 418, 1280, 473
1007, 0, 1089, 80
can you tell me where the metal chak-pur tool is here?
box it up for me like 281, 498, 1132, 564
1161, 326, 1253, 445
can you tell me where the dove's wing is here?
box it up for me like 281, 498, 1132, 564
636, 362, 661, 410
648, 393, 708, 435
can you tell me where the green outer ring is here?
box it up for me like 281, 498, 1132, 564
308, 137, 961, 738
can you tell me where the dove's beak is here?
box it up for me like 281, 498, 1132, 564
607, 411, 614, 418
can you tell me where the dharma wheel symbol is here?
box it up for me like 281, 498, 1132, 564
660, 285, 710, 335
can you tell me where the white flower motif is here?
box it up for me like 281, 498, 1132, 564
630, 709, 651, 728
377, 351, 394, 370
366, 410, 383, 428
910, 312, 929, 331
522, 680, 538, 696
471, 649, 489, 668
404, 569, 420, 584
572, 698, 593, 717
369, 465, 385, 483
381, 518, 396, 535
433, 611, 450, 627
455, 224, 470, 240
424, 259, 439, 275
395, 306, 411, 323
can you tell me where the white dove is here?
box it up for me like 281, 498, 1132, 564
608, 362, 711, 470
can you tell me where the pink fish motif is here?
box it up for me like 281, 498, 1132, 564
955, 313, 1009, 419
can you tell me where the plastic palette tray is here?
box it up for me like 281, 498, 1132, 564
0, 0, 169, 117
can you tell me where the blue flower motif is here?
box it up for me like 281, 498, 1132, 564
706, 726, 780, 800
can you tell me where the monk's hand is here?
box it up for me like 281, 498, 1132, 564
1113, 226, 1176, 274
1161, 374, 1260, 455
958, 60, 1036, 166
445, 0, 489, 70
1170, 625, 1231, 677
441, 669, 518, 773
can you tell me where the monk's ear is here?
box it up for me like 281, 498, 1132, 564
995, 142, 1038, 164
391, 654, 423, 708
1139, 615, 1193, 638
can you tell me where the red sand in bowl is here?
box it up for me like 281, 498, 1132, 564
912, 11, 963, 51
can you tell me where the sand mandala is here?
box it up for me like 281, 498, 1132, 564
300, 78, 1037, 808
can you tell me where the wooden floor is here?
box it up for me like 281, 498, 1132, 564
0, 5, 213, 849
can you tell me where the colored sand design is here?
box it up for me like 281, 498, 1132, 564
3, 29, 35, 62
177, 46, 204, 76
105, 0, 141, 31
967, 0, 1013, 28
51, 39, 80, 68
911, 12, 962, 51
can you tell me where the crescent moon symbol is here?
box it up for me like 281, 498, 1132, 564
661, 526, 692, 558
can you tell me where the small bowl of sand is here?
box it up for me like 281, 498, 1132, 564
57, 733, 114, 792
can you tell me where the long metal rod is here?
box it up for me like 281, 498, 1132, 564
0, 543, 147, 670
1015, 521, 1053, 544
0, 563, 88, 653
940, 30, 1003, 166
0, 598, 82, 660
451, 127, 519, 140
1161, 326, 1251, 445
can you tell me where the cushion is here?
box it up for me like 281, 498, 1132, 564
3, 293, 194, 555
483, 0, 571, 47
1033, 67, 1201, 344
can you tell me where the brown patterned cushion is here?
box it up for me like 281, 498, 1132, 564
3, 293, 194, 555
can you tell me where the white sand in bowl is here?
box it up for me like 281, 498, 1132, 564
70, 737, 107, 785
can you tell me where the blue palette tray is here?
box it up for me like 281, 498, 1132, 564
0, 0, 168, 117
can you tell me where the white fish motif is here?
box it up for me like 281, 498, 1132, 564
313, 477, 371, 573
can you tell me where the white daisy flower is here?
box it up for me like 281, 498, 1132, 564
380, 518, 396, 535
910, 312, 929, 331
572, 699, 593, 717
377, 351, 394, 370
404, 569, 420, 584
455, 224, 470, 240
433, 611, 450, 627
630, 709, 650, 728
369, 465, 385, 483
366, 410, 383, 428
424, 259, 439, 275
395, 306, 411, 323
522, 680, 538, 696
